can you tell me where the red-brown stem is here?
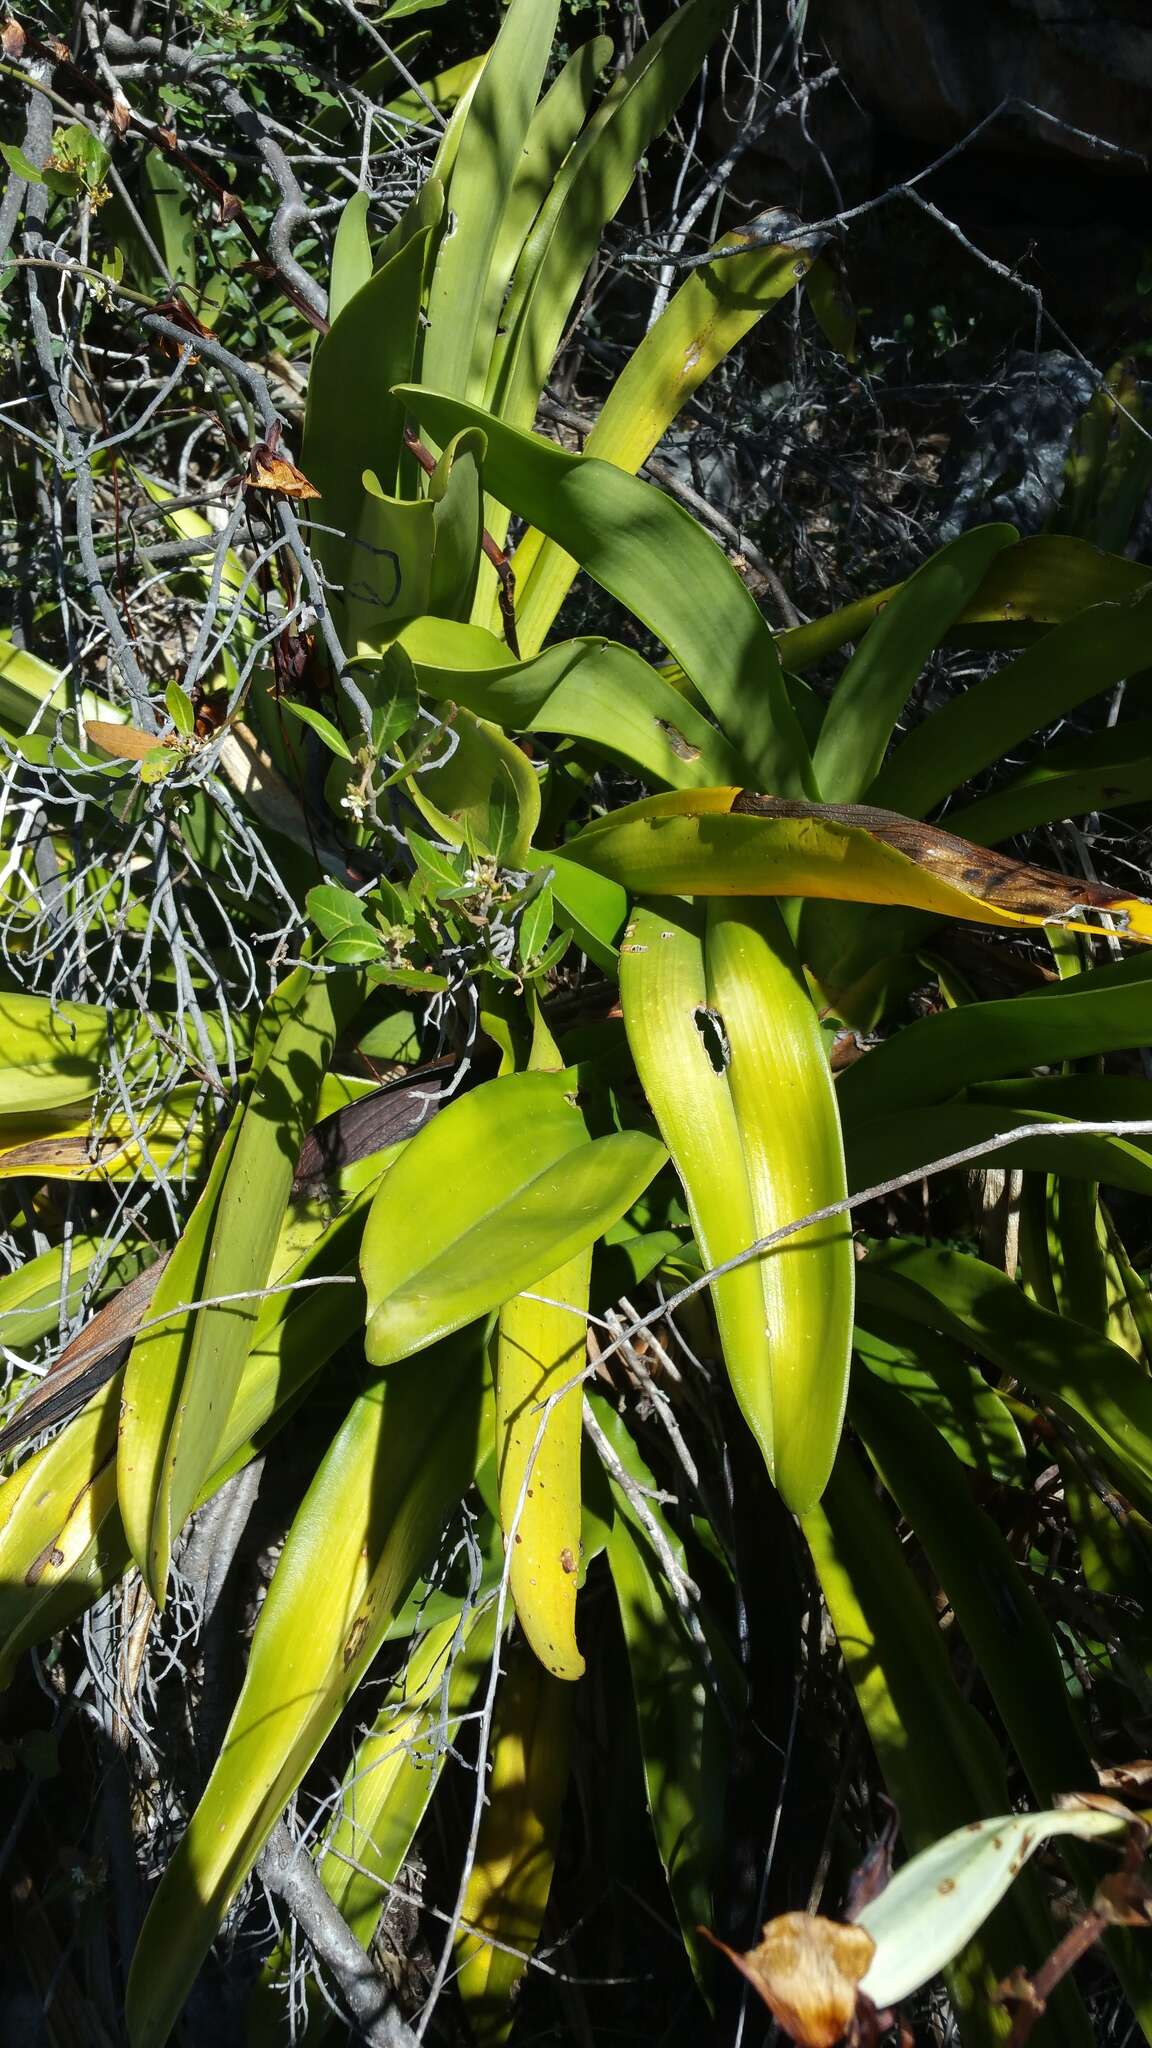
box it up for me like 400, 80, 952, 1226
1005, 1910, 1109, 2047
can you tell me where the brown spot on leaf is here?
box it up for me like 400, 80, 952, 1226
342, 1615, 369, 1668
654, 719, 701, 762
560, 1548, 577, 1574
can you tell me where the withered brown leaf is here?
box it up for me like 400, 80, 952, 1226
730, 793, 1152, 935
245, 434, 320, 500
1095, 1761, 1152, 1794
84, 720, 169, 761
702, 1912, 875, 2048
245, 449, 321, 499
1, 15, 26, 57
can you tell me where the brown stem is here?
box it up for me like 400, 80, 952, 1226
21, 31, 331, 335
1003, 1910, 1109, 2047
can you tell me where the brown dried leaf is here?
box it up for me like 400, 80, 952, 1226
84, 720, 168, 761
730, 793, 1152, 939
1095, 1761, 1152, 1793
1095, 1871, 1152, 1928
218, 189, 242, 224
245, 443, 320, 500
110, 91, 132, 134
0, 1256, 167, 1458
149, 295, 212, 361
1, 15, 26, 58
702, 1913, 875, 2048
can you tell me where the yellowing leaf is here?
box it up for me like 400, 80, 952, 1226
495, 1249, 589, 1680
565, 789, 1152, 942
620, 897, 852, 1512
456, 1647, 572, 2043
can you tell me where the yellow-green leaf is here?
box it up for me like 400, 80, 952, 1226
125, 1331, 489, 2048
563, 788, 1152, 943
362, 1069, 665, 1365
620, 896, 853, 1511
495, 1248, 590, 1680
455, 1644, 572, 2044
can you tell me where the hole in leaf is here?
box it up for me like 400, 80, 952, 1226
694, 1005, 730, 1074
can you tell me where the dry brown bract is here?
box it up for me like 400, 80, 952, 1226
245, 419, 320, 499
702, 1911, 876, 2047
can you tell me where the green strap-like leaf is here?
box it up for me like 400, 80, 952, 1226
512, 230, 815, 653
394, 388, 814, 794
814, 525, 1017, 802
248, 1598, 498, 2036
947, 716, 1152, 847
125, 1333, 490, 2048
361, 1068, 665, 1364
422, 0, 560, 404
0, 1193, 374, 1683
776, 535, 1152, 673
598, 1397, 728, 1985
119, 965, 354, 1600
846, 1101, 1152, 1198
858, 1240, 1152, 1517
802, 1450, 1092, 2047
853, 1370, 1152, 2031
868, 584, 1152, 819
619, 896, 853, 1512
854, 1372, 1091, 1803
301, 226, 430, 621
837, 950, 1152, 1119
455, 1642, 573, 2044
328, 189, 372, 323
475, 33, 612, 413
488, 0, 727, 433
399, 614, 744, 788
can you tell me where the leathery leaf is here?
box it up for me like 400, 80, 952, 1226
814, 524, 1018, 803
512, 226, 817, 652
118, 963, 350, 1601
455, 1643, 573, 2045
858, 1806, 1131, 2014
857, 1241, 1152, 1518
599, 1398, 728, 1982
251, 1598, 498, 2025
393, 387, 813, 796
801, 1452, 1092, 2045
495, 1246, 590, 1680
563, 788, 1152, 943
619, 896, 853, 1512
0, 1194, 372, 1685
125, 1331, 489, 2048
361, 1068, 664, 1365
